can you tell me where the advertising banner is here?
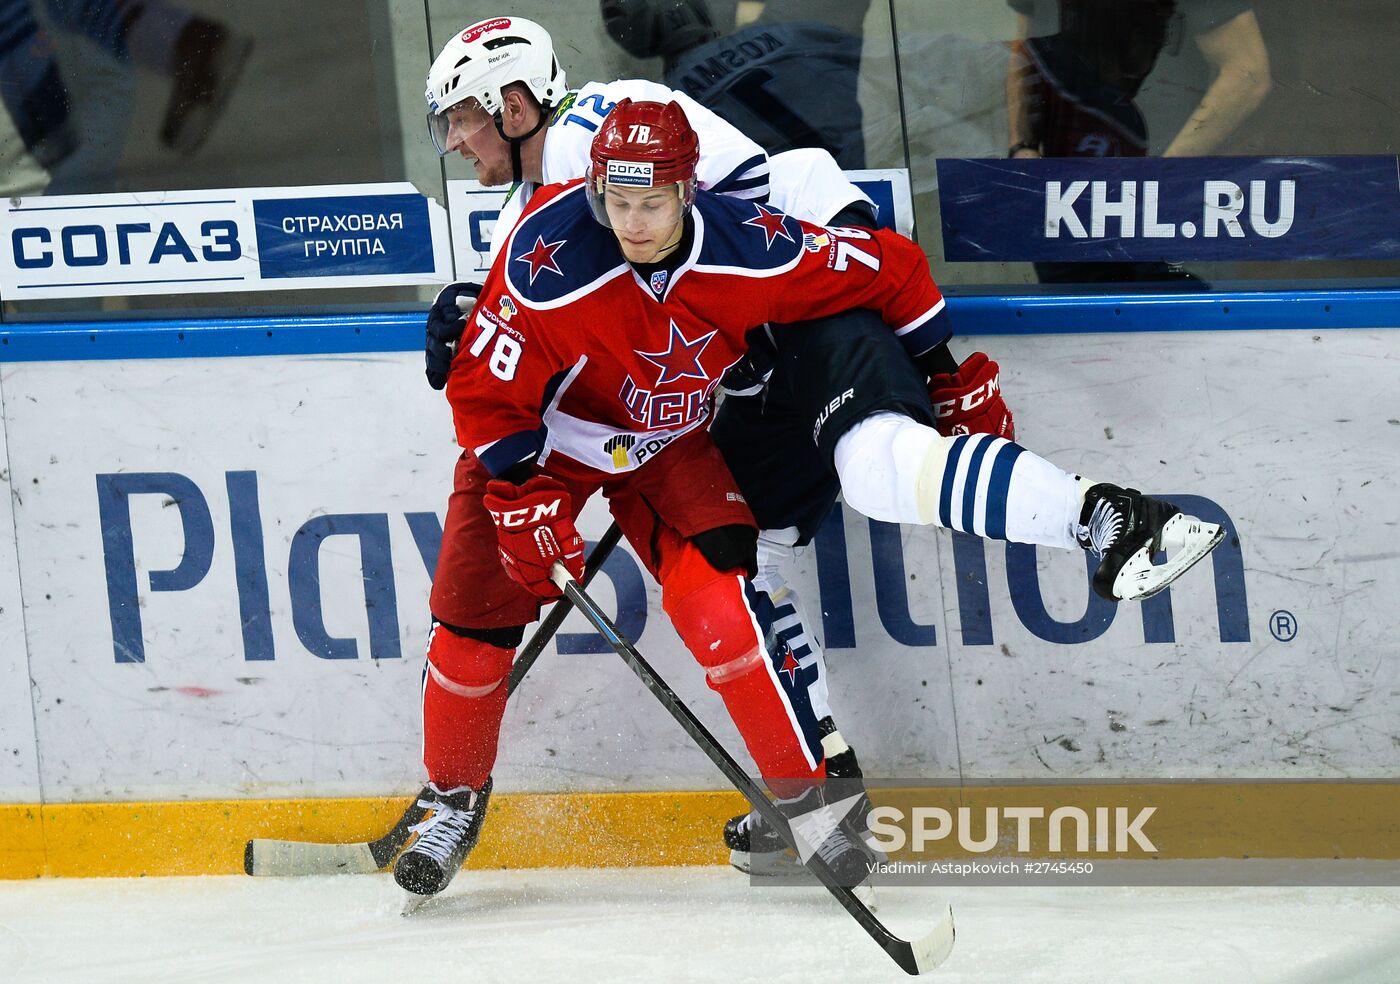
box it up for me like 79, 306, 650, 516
0, 184, 453, 300
1, 328, 1394, 800
847, 168, 915, 238
446, 179, 512, 281
0, 385, 40, 802
937, 156, 1400, 262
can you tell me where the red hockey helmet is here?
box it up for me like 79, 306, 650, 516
586, 98, 700, 228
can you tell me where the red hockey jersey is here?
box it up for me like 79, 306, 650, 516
446, 179, 950, 480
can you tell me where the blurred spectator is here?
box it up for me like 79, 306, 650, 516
0, 0, 251, 195
601, 0, 871, 168
1006, 0, 1271, 284
0, 0, 81, 183
133, 3, 252, 154
1142, 2, 1272, 157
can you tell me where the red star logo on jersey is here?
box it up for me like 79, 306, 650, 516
742, 204, 794, 250
516, 235, 566, 285
636, 320, 717, 386
778, 647, 802, 686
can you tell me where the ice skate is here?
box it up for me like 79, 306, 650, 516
724, 791, 880, 906
776, 784, 878, 892
723, 806, 796, 875
724, 720, 881, 875
394, 778, 493, 905
1078, 484, 1225, 602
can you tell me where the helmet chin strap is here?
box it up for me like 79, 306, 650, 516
494, 105, 550, 183
653, 215, 688, 261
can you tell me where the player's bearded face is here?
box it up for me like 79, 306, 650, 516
441, 102, 512, 186
604, 185, 686, 264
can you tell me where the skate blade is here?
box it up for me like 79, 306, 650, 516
729, 847, 804, 877
400, 890, 436, 916
854, 881, 878, 911
1115, 515, 1225, 601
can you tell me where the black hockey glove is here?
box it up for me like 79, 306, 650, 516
718, 325, 778, 397
425, 282, 482, 390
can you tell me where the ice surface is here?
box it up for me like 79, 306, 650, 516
2, 866, 1398, 983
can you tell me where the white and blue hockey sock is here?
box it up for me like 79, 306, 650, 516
833, 412, 1081, 549
751, 530, 832, 722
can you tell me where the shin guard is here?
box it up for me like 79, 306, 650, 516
661, 541, 823, 798
419, 623, 515, 790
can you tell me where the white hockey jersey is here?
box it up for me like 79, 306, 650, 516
485, 78, 870, 267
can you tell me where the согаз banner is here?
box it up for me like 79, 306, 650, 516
0, 183, 452, 300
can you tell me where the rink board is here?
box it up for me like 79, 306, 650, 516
0, 386, 40, 804
2, 782, 1397, 879
0, 320, 1397, 874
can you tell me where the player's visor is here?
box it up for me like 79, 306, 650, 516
426, 108, 493, 157
585, 167, 695, 229
427, 112, 451, 156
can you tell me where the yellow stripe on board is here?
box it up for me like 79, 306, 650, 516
0, 791, 746, 880
1, 783, 1396, 879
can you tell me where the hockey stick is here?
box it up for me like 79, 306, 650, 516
507, 522, 625, 694
548, 564, 955, 976
243, 524, 625, 877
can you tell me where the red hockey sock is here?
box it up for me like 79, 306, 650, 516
420, 624, 515, 790
660, 537, 824, 798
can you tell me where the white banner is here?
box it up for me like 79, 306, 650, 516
0, 330, 1394, 801
446, 179, 511, 283
0, 184, 452, 300
845, 167, 915, 237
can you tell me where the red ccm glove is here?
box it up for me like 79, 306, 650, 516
927, 351, 1015, 440
482, 475, 585, 599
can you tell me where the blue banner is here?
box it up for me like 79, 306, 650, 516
851, 178, 896, 231
937, 156, 1400, 262
252, 194, 436, 278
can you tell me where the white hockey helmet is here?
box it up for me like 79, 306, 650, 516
424, 17, 568, 155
